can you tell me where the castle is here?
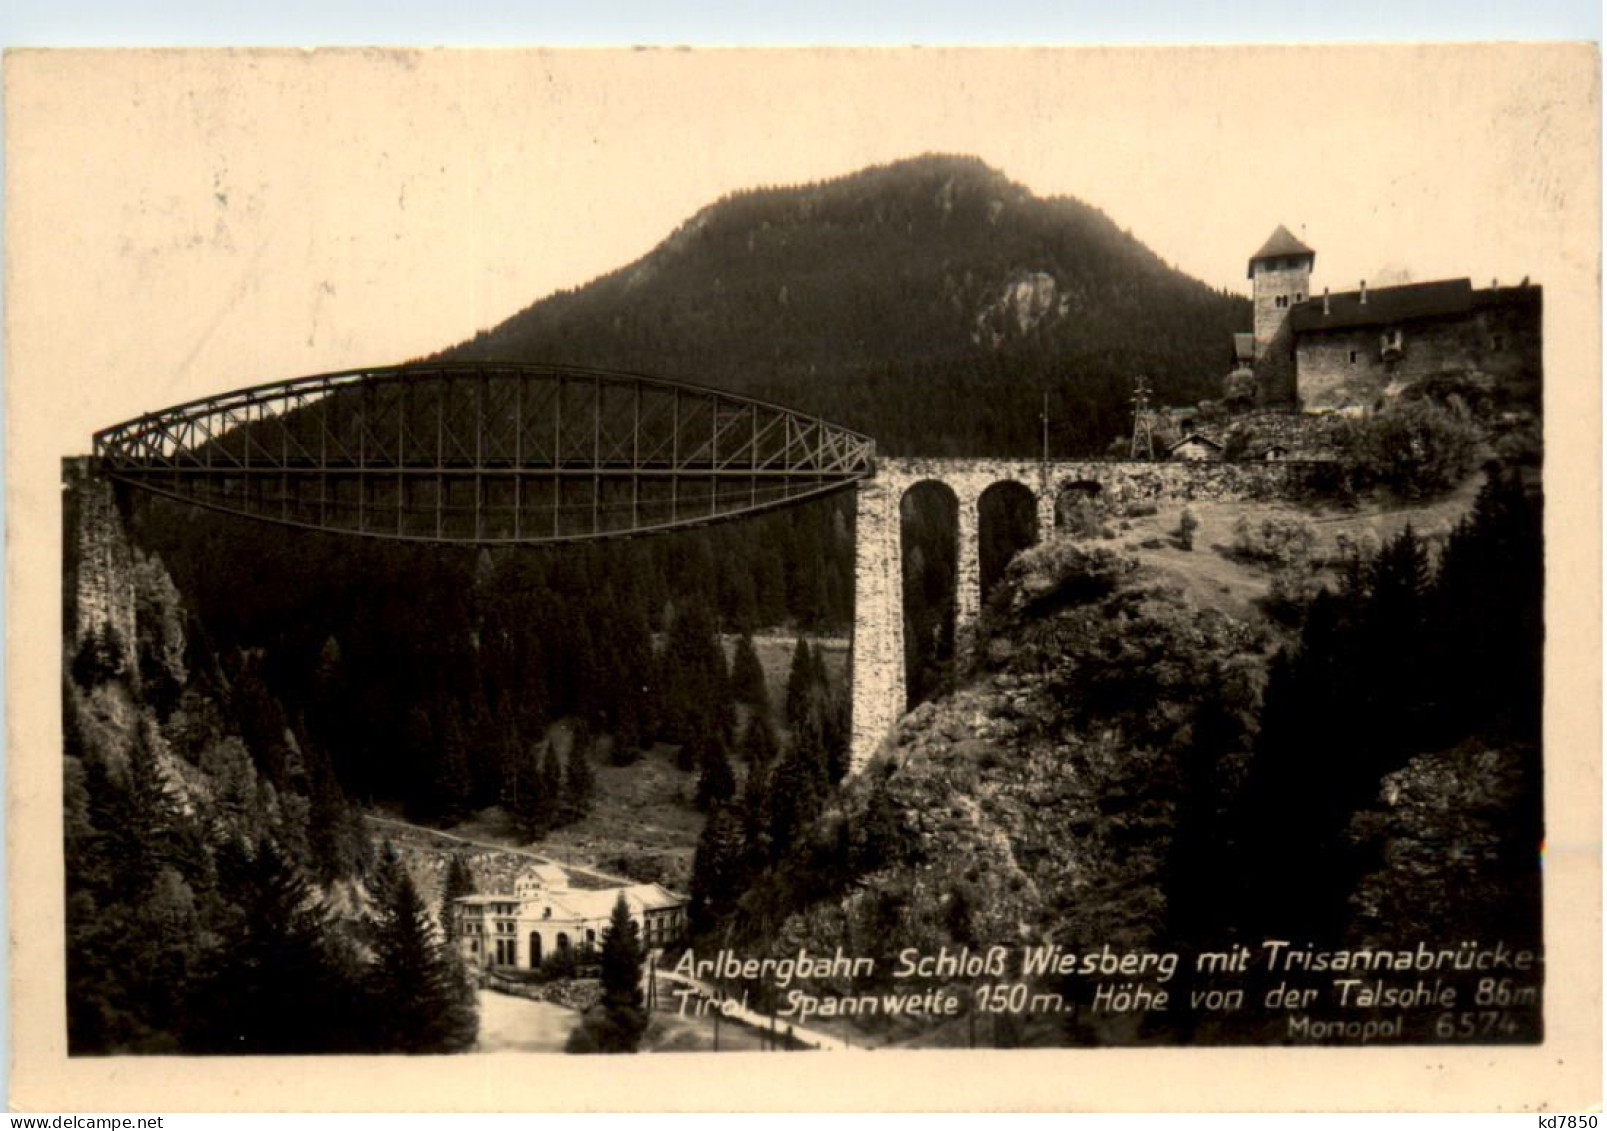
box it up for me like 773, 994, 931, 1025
1236, 225, 1542, 414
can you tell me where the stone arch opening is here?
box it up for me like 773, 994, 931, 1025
978, 480, 1039, 607
899, 480, 958, 711
1055, 479, 1106, 537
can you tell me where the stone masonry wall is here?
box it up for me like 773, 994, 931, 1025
847, 457, 1313, 772
848, 476, 905, 779
1297, 302, 1543, 412
1252, 259, 1310, 407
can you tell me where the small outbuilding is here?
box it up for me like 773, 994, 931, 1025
1166, 433, 1225, 462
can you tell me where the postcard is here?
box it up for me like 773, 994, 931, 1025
6, 44, 1599, 1111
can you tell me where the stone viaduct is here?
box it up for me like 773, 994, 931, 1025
848, 456, 1310, 772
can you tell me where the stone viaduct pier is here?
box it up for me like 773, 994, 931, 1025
848, 456, 1309, 772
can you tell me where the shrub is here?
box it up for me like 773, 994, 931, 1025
1265, 559, 1322, 623
1175, 508, 1199, 551
1004, 540, 1134, 615
1337, 399, 1481, 499
1230, 515, 1320, 568
1060, 496, 1110, 540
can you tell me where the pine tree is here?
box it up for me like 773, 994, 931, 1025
784, 637, 815, 733
693, 733, 736, 811
767, 728, 828, 862
561, 739, 597, 825
1362, 525, 1434, 760
854, 778, 903, 874
809, 642, 830, 697
661, 600, 731, 747
689, 804, 747, 934
739, 764, 772, 867
729, 633, 769, 712
439, 853, 477, 940
737, 713, 779, 767
399, 705, 437, 823
366, 850, 479, 1053
430, 712, 473, 827
610, 603, 654, 761
539, 745, 564, 827
508, 741, 552, 842
566, 893, 648, 1053
189, 836, 368, 1054
821, 680, 852, 784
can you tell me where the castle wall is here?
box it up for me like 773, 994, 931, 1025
1254, 319, 1301, 407
848, 457, 1313, 771
1297, 300, 1542, 412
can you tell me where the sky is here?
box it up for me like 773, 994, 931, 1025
6, 44, 1598, 441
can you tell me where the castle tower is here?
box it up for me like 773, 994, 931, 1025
1247, 225, 1315, 406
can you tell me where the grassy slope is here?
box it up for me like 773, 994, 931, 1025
1103, 475, 1485, 623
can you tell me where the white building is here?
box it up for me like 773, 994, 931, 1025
456, 863, 687, 970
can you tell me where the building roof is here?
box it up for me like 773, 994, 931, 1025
1289, 278, 1474, 334
1247, 225, 1316, 277
1166, 432, 1224, 453
631, 883, 686, 912
1474, 283, 1542, 312
1232, 333, 1255, 362
516, 863, 570, 888
458, 881, 685, 924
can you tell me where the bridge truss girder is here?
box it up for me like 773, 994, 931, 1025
93, 363, 876, 543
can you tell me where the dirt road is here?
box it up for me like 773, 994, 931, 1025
471, 989, 582, 1054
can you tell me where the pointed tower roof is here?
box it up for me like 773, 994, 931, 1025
1247, 225, 1316, 278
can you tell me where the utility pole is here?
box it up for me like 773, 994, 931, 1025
1039, 389, 1050, 496
1040, 389, 1050, 465
1130, 375, 1156, 461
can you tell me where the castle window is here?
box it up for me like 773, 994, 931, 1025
1348, 350, 1359, 364
1490, 334, 1505, 351
1295, 292, 1304, 303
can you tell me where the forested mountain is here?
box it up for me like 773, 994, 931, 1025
438, 155, 1249, 456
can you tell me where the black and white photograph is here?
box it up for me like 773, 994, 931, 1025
6, 43, 1599, 1110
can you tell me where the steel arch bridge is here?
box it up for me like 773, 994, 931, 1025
93, 363, 876, 543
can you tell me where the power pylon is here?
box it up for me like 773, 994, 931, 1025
1130, 375, 1157, 460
